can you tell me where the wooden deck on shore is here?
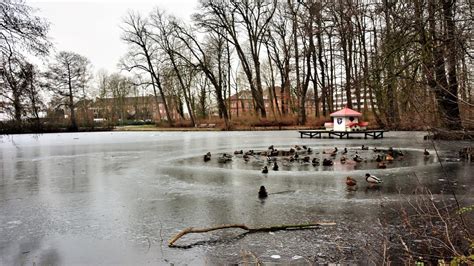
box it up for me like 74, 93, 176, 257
299, 129, 386, 139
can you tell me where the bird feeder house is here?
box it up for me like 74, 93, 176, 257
329, 107, 366, 132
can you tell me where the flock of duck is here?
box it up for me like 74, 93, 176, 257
202, 145, 432, 198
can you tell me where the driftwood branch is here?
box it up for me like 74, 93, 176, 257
168, 222, 336, 247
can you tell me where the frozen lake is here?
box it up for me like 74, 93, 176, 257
0, 131, 472, 264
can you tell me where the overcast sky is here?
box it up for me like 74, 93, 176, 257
27, 0, 199, 73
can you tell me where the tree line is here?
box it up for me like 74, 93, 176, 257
1, 0, 472, 132
120, 0, 472, 130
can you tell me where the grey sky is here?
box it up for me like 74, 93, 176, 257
27, 0, 199, 73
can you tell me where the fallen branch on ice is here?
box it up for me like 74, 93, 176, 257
168, 222, 336, 247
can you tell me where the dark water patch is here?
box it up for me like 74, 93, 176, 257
175, 147, 438, 172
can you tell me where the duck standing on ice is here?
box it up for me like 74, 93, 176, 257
258, 186, 268, 198
272, 162, 279, 171
203, 152, 211, 162
365, 173, 382, 185
346, 176, 357, 187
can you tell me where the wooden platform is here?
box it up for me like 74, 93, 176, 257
299, 130, 386, 139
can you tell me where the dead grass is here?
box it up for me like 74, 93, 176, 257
138, 108, 473, 132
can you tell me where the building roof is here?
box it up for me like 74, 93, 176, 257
330, 107, 362, 117
228, 90, 254, 100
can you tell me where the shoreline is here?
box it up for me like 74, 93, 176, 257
113, 125, 316, 132
1, 125, 473, 140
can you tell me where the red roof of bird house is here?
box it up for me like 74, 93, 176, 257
330, 107, 362, 117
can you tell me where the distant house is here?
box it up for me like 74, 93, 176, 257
90, 95, 181, 122
228, 90, 255, 116
333, 85, 377, 111
226, 87, 315, 117
56, 95, 183, 124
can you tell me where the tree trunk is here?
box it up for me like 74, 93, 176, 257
441, 0, 463, 129
328, 32, 335, 112
12, 90, 22, 122
316, 12, 326, 116
68, 86, 78, 131
383, 0, 400, 127
291, 1, 303, 124
169, 56, 195, 127
310, 26, 319, 118
148, 60, 173, 126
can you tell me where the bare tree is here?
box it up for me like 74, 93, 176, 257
0, 0, 51, 57
149, 10, 196, 126
171, 20, 231, 128
0, 55, 31, 121
0, 0, 50, 125
195, 0, 277, 118
114, 0, 471, 130
121, 12, 174, 125
266, 1, 292, 116
44, 51, 91, 131
23, 63, 43, 123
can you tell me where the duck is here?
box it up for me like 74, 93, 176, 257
203, 152, 211, 162
385, 154, 394, 161
312, 158, 320, 166
289, 148, 295, 154
272, 162, 279, 171
353, 154, 363, 163
295, 145, 302, 151
218, 153, 233, 163
268, 145, 274, 150
307, 147, 313, 154
424, 149, 430, 156
234, 150, 243, 155
262, 166, 269, 174
330, 150, 337, 157
373, 147, 379, 153
365, 173, 382, 184
323, 158, 334, 166
243, 154, 250, 161
258, 185, 268, 198
376, 154, 383, 162
270, 149, 279, 157
302, 145, 308, 150
346, 176, 357, 186
377, 162, 387, 169
333, 147, 338, 153
302, 156, 311, 163
340, 156, 347, 164
387, 147, 395, 157
342, 147, 348, 155
362, 145, 369, 150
